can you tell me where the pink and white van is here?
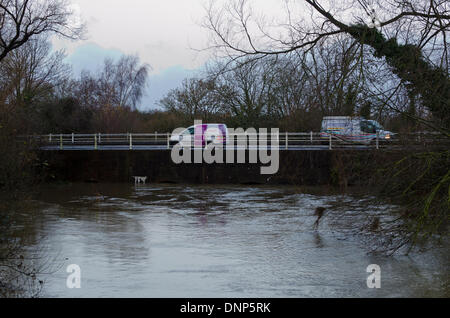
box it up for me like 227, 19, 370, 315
170, 124, 228, 147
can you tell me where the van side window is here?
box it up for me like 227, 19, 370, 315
360, 121, 376, 134
184, 128, 195, 135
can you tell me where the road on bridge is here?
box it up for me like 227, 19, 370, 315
40, 144, 372, 151
30, 132, 446, 151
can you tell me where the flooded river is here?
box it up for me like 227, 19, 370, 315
6, 183, 449, 297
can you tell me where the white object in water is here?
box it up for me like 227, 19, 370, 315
134, 176, 147, 184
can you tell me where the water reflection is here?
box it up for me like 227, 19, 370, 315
7, 183, 449, 297
313, 232, 324, 248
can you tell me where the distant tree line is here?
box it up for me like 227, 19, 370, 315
160, 35, 434, 132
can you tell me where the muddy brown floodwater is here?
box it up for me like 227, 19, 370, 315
11, 183, 450, 297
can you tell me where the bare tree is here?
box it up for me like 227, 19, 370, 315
67, 55, 150, 133
212, 58, 279, 127
100, 55, 150, 109
159, 77, 222, 122
0, 35, 70, 106
204, 0, 450, 127
298, 37, 363, 116
204, 0, 449, 63
73, 55, 150, 110
0, 0, 84, 62
73, 70, 99, 109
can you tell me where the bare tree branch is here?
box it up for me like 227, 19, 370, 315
0, 0, 85, 62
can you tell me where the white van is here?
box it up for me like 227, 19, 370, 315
170, 123, 228, 147
320, 116, 394, 144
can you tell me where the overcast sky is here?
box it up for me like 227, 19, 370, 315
52, 0, 213, 111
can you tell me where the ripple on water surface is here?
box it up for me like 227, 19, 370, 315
12, 183, 449, 297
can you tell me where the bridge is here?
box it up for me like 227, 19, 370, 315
26, 132, 448, 151
34, 132, 447, 184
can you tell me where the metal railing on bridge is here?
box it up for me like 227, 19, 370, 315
23, 132, 449, 151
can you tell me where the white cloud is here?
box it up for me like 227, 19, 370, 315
52, 0, 211, 74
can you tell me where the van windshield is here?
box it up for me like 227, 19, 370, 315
370, 121, 384, 130
360, 121, 377, 134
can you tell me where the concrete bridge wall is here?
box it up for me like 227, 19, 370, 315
39, 149, 387, 186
